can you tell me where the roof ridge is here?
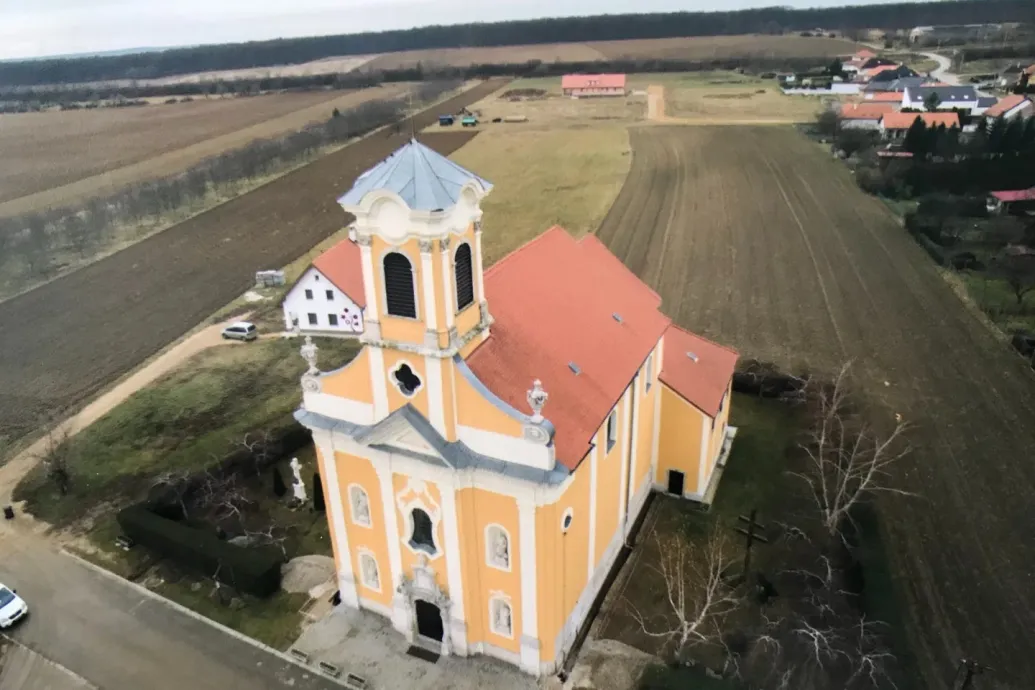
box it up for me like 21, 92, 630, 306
664, 323, 740, 357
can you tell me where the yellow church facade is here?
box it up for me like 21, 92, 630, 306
292, 140, 738, 676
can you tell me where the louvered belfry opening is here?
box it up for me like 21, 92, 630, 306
454, 243, 475, 310
383, 252, 417, 318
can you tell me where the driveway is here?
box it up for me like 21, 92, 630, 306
920, 51, 958, 84
0, 527, 341, 690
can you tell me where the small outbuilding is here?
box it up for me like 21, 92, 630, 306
282, 238, 365, 335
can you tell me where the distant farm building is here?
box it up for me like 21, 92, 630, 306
987, 187, 1035, 215
840, 102, 898, 130
561, 74, 627, 98
909, 24, 1005, 44
983, 95, 1033, 121
282, 237, 365, 335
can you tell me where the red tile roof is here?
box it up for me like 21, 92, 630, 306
561, 74, 626, 90
466, 227, 670, 468
312, 238, 366, 307
990, 188, 1035, 203
880, 111, 959, 130
861, 64, 900, 80
840, 102, 896, 119
984, 95, 1032, 118
854, 49, 877, 59
660, 326, 738, 418
867, 92, 905, 102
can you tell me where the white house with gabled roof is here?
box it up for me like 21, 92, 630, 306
282, 237, 366, 335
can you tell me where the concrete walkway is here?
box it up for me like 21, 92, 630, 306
292, 607, 538, 690
0, 637, 95, 690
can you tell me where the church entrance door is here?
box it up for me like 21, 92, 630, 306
415, 599, 444, 641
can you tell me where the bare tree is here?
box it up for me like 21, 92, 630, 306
624, 529, 742, 664
36, 425, 76, 496
237, 429, 274, 476
245, 525, 289, 559
990, 252, 1035, 307
197, 471, 252, 525
791, 363, 911, 540
151, 469, 192, 516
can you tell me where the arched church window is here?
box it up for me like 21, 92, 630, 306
409, 508, 436, 554
485, 524, 511, 571
392, 363, 422, 397
489, 596, 513, 638
383, 252, 417, 318
454, 243, 474, 311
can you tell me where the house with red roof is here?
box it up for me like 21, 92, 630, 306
840, 102, 898, 129
983, 94, 1033, 121
561, 73, 626, 97
290, 139, 738, 678
281, 237, 366, 334
879, 111, 960, 139
987, 186, 1035, 215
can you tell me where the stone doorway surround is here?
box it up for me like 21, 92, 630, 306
392, 555, 456, 656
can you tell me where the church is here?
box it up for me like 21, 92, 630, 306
292, 139, 739, 677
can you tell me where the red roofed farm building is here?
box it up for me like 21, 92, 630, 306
879, 111, 960, 139
282, 237, 366, 334
840, 102, 898, 129
561, 73, 626, 97
289, 139, 738, 677
983, 95, 1033, 121
987, 186, 1035, 215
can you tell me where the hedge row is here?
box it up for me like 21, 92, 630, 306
117, 504, 283, 596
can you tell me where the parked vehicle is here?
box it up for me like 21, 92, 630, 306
0, 584, 28, 629
438, 115, 455, 126
461, 116, 477, 127
221, 322, 258, 341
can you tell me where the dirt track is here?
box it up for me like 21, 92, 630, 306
597, 126, 1035, 690
0, 79, 505, 448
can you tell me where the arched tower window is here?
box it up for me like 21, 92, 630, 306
454, 243, 474, 311
383, 252, 416, 318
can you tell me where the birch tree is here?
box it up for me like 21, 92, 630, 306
792, 363, 911, 540
624, 529, 742, 664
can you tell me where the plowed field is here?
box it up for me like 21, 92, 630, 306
0, 79, 506, 448
0, 85, 410, 216
597, 126, 1035, 690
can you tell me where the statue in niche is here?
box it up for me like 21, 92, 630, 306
494, 600, 512, 636
492, 530, 509, 568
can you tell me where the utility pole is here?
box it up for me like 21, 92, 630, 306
953, 658, 992, 690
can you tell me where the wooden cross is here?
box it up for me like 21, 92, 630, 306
734, 509, 769, 580
954, 658, 992, 690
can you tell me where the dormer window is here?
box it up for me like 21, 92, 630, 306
383, 252, 416, 318
454, 243, 474, 311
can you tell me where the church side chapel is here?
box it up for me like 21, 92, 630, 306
290, 139, 739, 677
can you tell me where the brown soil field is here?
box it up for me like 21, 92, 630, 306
596, 125, 1035, 690
365, 42, 608, 71
367, 34, 861, 71
0, 78, 506, 451
0, 85, 410, 216
592, 34, 862, 60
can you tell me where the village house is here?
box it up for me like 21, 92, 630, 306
841, 49, 877, 75
561, 74, 626, 98
983, 94, 1034, 121
291, 139, 738, 677
987, 186, 1035, 215
902, 85, 989, 114
879, 111, 960, 139
282, 238, 366, 334
839, 102, 898, 130
862, 91, 908, 104
863, 76, 930, 94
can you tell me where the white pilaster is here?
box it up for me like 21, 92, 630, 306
358, 239, 379, 327
518, 497, 540, 673
440, 240, 455, 330
587, 443, 598, 580
618, 387, 632, 536
439, 484, 468, 654
419, 245, 438, 332
375, 463, 404, 596
474, 225, 486, 301
698, 414, 710, 496
313, 432, 359, 608
423, 356, 447, 436
650, 374, 662, 482
369, 347, 389, 420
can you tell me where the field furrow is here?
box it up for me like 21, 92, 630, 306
596, 125, 1035, 690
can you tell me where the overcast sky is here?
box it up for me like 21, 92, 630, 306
1, 0, 915, 61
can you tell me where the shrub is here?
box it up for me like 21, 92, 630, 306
117, 504, 282, 596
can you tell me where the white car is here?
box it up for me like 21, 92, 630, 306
0, 583, 28, 628
221, 321, 258, 342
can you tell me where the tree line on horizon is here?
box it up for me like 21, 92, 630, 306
1, 0, 1033, 86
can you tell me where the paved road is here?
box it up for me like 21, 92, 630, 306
0, 529, 341, 690
920, 51, 958, 84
